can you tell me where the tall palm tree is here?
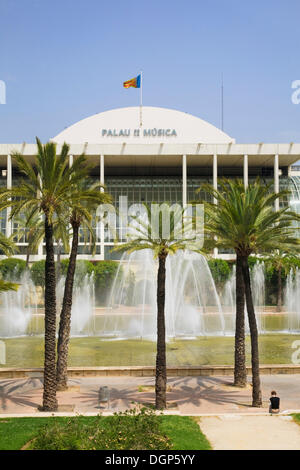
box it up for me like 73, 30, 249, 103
56, 179, 111, 390
0, 138, 89, 411
199, 192, 247, 387
114, 204, 195, 409
202, 178, 299, 407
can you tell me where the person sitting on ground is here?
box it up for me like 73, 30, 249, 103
269, 390, 280, 414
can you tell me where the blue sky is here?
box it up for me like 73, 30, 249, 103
1, 0, 300, 143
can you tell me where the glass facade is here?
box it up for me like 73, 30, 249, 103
1, 170, 300, 258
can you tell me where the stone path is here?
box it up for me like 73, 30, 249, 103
0, 374, 300, 416
200, 415, 300, 450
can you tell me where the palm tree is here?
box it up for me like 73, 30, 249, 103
13, 210, 42, 267
0, 278, 18, 292
114, 204, 195, 409
56, 179, 111, 390
202, 178, 299, 407
0, 233, 19, 293
13, 209, 71, 272
0, 138, 89, 411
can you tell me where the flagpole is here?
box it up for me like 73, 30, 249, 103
139, 70, 143, 128
221, 72, 224, 131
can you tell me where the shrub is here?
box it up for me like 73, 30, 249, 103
207, 258, 231, 289
93, 261, 120, 305
0, 258, 27, 280
30, 260, 45, 288
31, 407, 171, 450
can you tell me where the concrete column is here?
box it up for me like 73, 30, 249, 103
243, 154, 248, 189
182, 154, 187, 207
274, 154, 279, 211
100, 154, 105, 188
69, 154, 73, 167
100, 155, 105, 260
213, 154, 218, 258
213, 154, 218, 200
6, 154, 12, 237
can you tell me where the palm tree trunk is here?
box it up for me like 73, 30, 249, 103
25, 248, 30, 268
41, 215, 58, 411
234, 253, 247, 387
277, 266, 282, 312
241, 255, 262, 407
56, 241, 61, 281
56, 222, 79, 390
155, 252, 167, 409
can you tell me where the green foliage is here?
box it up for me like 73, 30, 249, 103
159, 415, 212, 450
0, 414, 211, 451
30, 260, 45, 288
207, 259, 231, 288
202, 178, 299, 255
29, 259, 120, 303
31, 407, 172, 450
0, 417, 52, 450
293, 414, 300, 426
0, 278, 19, 293
247, 256, 259, 270
0, 257, 26, 281
93, 261, 120, 305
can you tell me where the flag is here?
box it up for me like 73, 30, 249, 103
123, 74, 141, 89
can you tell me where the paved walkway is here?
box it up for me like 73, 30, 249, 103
200, 415, 300, 450
0, 374, 300, 416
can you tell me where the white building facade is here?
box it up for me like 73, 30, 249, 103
1, 106, 300, 260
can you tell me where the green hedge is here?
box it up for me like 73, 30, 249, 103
0, 258, 27, 280
30, 260, 45, 288
29, 259, 120, 305
207, 258, 231, 288
207, 255, 300, 306
93, 261, 120, 305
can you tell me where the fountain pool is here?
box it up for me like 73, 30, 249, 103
0, 251, 299, 368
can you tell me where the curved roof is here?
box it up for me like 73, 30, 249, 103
52, 106, 235, 144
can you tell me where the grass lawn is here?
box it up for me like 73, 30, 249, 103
159, 415, 211, 450
0, 415, 211, 450
292, 414, 300, 426
1, 334, 299, 368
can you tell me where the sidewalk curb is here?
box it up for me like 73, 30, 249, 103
1, 410, 300, 419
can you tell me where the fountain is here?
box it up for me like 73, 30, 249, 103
251, 262, 266, 332
285, 268, 300, 331
0, 254, 299, 340
221, 261, 266, 333
0, 270, 37, 337
57, 271, 95, 336
101, 250, 228, 339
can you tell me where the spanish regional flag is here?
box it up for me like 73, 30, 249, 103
123, 74, 141, 89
